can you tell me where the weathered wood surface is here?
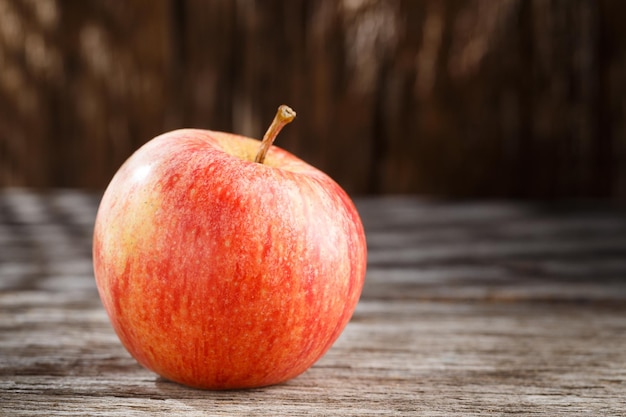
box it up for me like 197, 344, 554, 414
1, 189, 626, 416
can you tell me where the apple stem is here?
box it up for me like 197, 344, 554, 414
254, 105, 296, 164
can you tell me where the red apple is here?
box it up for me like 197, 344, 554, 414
92, 106, 367, 389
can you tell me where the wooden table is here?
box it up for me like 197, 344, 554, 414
1, 189, 626, 416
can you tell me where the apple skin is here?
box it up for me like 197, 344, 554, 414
92, 129, 367, 389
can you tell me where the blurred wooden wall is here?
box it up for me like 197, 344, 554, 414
1, 0, 625, 199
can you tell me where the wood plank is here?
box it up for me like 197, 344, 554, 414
2, 296, 626, 416
2, 2, 626, 199
1, 191, 626, 415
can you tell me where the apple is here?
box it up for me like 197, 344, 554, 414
92, 105, 367, 389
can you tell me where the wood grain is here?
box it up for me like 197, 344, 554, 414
1, 1, 626, 199
1, 190, 626, 416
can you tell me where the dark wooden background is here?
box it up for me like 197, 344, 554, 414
1, 0, 625, 199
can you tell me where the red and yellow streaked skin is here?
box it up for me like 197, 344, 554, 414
92, 129, 367, 389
